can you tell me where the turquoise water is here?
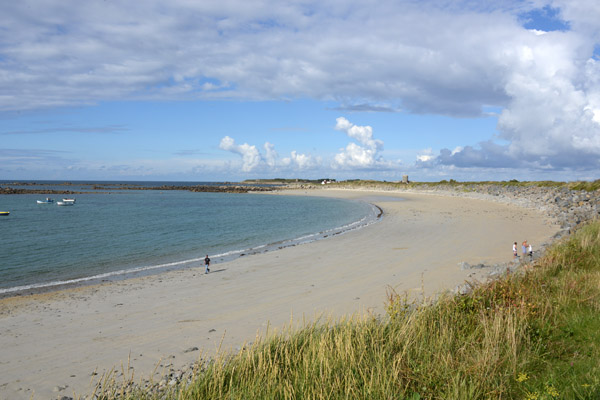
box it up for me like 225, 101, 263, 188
0, 187, 378, 295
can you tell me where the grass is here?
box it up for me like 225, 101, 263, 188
93, 221, 600, 399
322, 178, 600, 192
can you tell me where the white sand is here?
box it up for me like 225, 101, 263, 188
0, 189, 559, 399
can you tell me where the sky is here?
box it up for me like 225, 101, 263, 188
1, 0, 600, 182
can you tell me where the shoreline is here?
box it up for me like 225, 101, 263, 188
0, 196, 380, 300
0, 188, 560, 399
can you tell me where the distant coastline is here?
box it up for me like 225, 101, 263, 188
1, 181, 278, 195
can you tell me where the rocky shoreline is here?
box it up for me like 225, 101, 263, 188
0, 187, 85, 195
0, 184, 277, 195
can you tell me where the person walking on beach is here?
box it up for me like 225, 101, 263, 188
513, 242, 519, 259
204, 255, 210, 274
522, 240, 528, 259
528, 243, 533, 261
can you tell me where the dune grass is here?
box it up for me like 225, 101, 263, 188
324, 178, 600, 192
94, 221, 600, 399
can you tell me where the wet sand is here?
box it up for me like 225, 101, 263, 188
0, 189, 558, 399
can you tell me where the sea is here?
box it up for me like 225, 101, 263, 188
0, 181, 379, 297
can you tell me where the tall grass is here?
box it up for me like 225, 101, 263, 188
94, 222, 600, 399
325, 178, 600, 192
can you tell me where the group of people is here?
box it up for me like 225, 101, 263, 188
513, 240, 533, 261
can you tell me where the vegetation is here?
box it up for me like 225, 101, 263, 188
93, 221, 600, 399
320, 178, 600, 192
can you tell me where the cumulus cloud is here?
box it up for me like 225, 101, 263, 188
416, 148, 434, 163
333, 117, 386, 169
3, 1, 600, 175
410, 1, 600, 173
219, 136, 262, 172
263, 142, 278, 167
219, 136, 315, 172
430, 27, 600, 171
282, 151, 317, 170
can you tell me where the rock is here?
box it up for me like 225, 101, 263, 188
459, 262, 486, 270
455, 282, 474, 295
184, 346, 199, 353
53, 385, 68, 392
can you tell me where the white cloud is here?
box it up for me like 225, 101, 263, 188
416, 148, 434, 162
2, 1, 600, 175
219, 135, 315, 172
283, 151, 316, 169
0, 1, 543, 113
219, 118, 391, 174
219, 136, 262, 172
424, 2, 600, 172
333, 117, 385, 169
263, 142, 278, 167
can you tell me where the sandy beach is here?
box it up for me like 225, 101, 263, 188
0, 189, 559, 399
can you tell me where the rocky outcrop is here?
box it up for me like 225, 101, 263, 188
0, 187, 83, 195
0, 184, 276, 195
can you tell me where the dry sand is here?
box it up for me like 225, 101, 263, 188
0, 189, 559, 399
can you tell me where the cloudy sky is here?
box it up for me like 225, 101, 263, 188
1, 0, 599, 182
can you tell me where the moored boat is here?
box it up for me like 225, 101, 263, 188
0, 211, 9, 216
56, 201, 74, 206
37, 198, 54, 204
62, 198, 76, 203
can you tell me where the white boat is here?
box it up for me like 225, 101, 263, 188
37, 198, 54, 204
56, 201, 74, 206
62, 198, 76, 203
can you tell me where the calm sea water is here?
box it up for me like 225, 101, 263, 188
0, 183, 378, 295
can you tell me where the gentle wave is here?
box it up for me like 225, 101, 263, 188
0, 202, 380, 296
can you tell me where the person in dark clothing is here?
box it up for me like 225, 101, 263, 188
204, 255, 210, 274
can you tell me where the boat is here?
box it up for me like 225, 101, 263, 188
56, 201, 74, 206
0, 211, 9, 216
62, 198, 76, 203
37, 198, 54, 204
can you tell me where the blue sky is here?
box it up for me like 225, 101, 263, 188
1, 1, 600, 182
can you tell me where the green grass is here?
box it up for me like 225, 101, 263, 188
324, 178, 600, 192
93, 222, 600, 399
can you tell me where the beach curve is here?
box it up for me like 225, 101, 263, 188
0, 188, 559, 399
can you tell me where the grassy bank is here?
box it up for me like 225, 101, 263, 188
326, 179, 600, 192
96, 222, 600, 399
